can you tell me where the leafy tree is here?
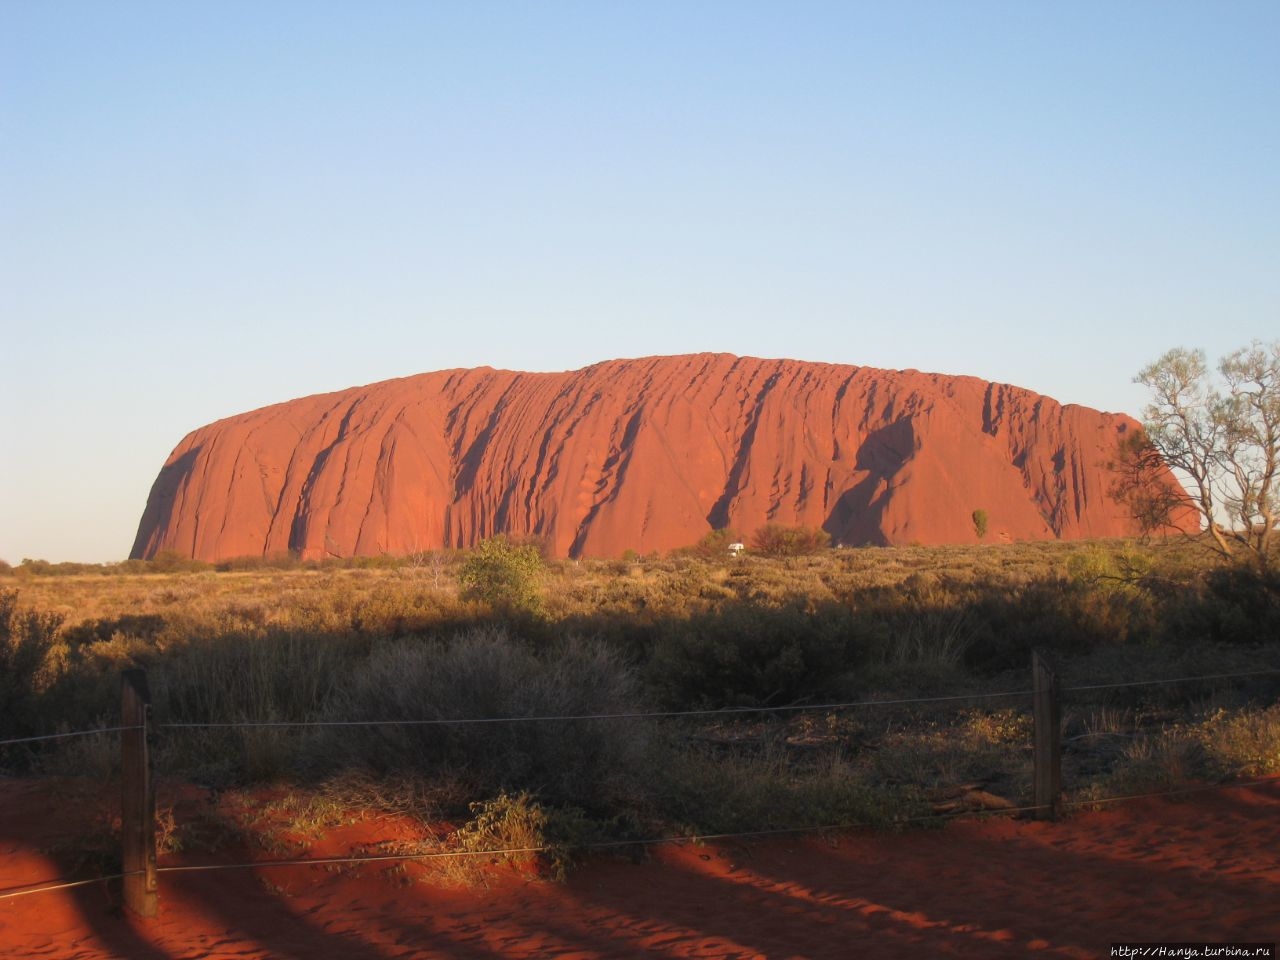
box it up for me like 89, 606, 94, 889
1119, 340, 1279, 570
458, 536, 545, 612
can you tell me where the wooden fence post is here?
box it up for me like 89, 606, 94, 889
1032, 650, 1062, 821
121, 669, 158, 918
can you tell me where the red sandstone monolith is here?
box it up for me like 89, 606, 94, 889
131, 354, 1191, 561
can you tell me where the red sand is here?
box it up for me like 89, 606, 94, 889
2, 778, 1276, 959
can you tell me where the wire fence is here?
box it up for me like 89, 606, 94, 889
4, 668, 1275, 743
2, 663, 1278, 908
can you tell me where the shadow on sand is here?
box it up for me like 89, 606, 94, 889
1, 778, 1277, 959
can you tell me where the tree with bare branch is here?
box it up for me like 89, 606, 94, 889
1120, 340, 1279, 570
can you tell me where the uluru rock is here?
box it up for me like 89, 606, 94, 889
131, 354, 1185, 561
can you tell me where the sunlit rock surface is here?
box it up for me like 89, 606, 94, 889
132, 354, 1180, 561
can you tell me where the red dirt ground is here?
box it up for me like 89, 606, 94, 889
2, 777, 1276, 959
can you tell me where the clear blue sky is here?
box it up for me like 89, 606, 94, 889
2, 0, 1276, 562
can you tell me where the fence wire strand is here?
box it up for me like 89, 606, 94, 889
152, 668, 1280, 731
0, 871, 141, 902
6, 668, 1274, 744
0, 725, 141, 749
1064, 667, 1280, 694
158, 689, 1036, 731
1059, 773, 1280, 809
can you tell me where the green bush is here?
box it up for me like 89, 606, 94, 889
458, 537, 545, 613
971, 509, 989, 539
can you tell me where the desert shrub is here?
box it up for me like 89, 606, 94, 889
870, 708, 1032, 796
395, 549, 458, 590
835, 574, 986, 687
1196, 704, 1280, 776
1065, 544, 1153, 591
0, 559, 12, 577
645, 599, 853, 708
450, 791, 601, 881
1092, 731, 1211, 798
458, 537, 545, 614
1069, 700, 1280, 807
1166, 565, 1280, 646
154, 628, 355, 725
63, 558, 138, 577
678, 528, 745, 561
750, 524, 830, 557
61, 614, 168, 646
14, 558, 52, 577
0, 589, 67, 748
655, 736, 918, 835
0, 591, 135, 770
963, 575, 1157, 671
863, 600, 977, 669
342, 581, 473, 639
214, 552, 303, 573
151, 628, 362, 781
453, 791, 550, 860
322, 627, 645, 810
147, 551, 215, 574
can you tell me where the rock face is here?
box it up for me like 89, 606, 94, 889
131, 354, 1182, 561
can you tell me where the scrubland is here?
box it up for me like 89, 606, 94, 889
2, 537, 1278, 872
